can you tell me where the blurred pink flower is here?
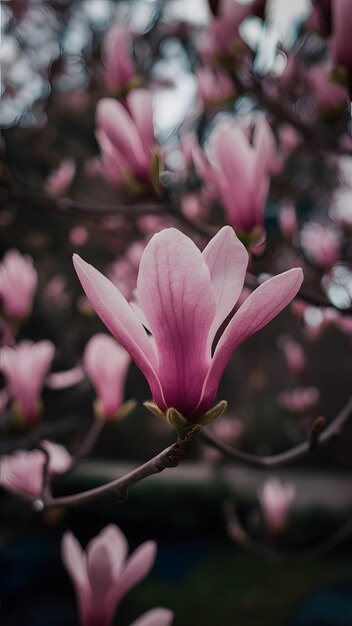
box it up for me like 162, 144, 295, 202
62, 525, 157, 626
331, 0, 352, 74
83, 334, 131, 419
108, 241, 145, 301
103, 24, 137, 92
95, 89, 157, 188
278, 125, 300, 154
70, 227, 89, 247
0, 340, 55, 421
300, 222, 341, 270
258, 478, 296, 533
193, 117, 275, 239
181, 192, 210, 222
277, 386, 320, 413
200, 0, 257, 59
308, 64, 348, 112
44, 158, 76, 198
129, 609, 173, 626
74, 226, 303, 420
46, 365, 85, 390
0, 442, 71, 497
196, 66, 234, 107
278, 335, 306, 374
0, 249, 37, 319
202, 416, 244, 463
278, 203, 297, 240
306, 0, 331, 35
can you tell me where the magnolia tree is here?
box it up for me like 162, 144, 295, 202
0, 0, 352, 624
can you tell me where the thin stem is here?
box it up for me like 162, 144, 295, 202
200, 394, 352, 468
224, 501, 352, 562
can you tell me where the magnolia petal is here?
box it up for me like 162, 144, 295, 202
137, 229, 215, 417
202, 226, 248, 346
115, 540, 157, 602
61, 532, 89, 590
96, 99, 145, 170
127, 89, 154, 159
73, 255, 164, 406
197, 268, 303, 416
130, 609, 174, 626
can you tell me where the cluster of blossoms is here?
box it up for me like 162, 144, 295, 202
1, 0, 352, 623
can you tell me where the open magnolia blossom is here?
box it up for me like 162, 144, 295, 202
83, 333, 132, 419
62, 525, 157, 626
0, 340, 55, 422
74, 226, 303, 422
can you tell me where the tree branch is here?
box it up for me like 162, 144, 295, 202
34, 429, 197, 510
200, 394, 352, 468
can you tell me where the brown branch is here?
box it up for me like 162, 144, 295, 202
2, 184, 167, 221
33, 429, 197, 510
200, 394, 352, 468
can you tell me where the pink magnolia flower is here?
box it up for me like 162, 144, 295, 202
44, 158, 76, 198
300, 222, 341, 270
0, 249, 37, 319
62, 525, 157, 626
95, 89, 156, 188
278, 335, 306, 374
331, 0, 352, 74
202, 416, 243, 463
196, 66, 234, 107
278, 125, 300, 154
83, 334, 131, 419
46, 365, 85, 390
306, 0, 331, 35
193, 118, 275, 239
108, 241, 145, 301
277, 386, 320, 413
0, 442, 72, 497
0, 340, 55, 421
308, 64, 348, 112
103, 24, 136, 93
200, 0, 258, 59
278, 203, 297, 240
73, 226, 303, 421
258, 478, 296, 533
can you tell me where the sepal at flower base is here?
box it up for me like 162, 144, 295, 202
143, 400, 165, 418
145, 400, 227, 439
149, 148, 163, 196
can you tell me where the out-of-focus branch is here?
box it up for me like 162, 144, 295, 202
224, 500, 352, 561
200, 394, 352, 468
1, 182, 167, 220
